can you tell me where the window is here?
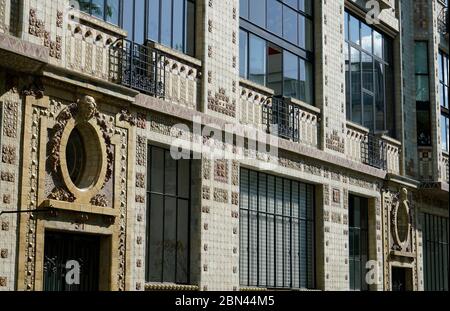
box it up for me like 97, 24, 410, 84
415, 42, 432, 146
345, 11, 395, 136
422, 213, 449, 291
240, 0, 314, 104
76, 0, 120, 25
121, 0, 196, 55
349, 195, 369, 291
240, 169, 315, 289
146, 145, 191, 284
438, 51, 449, 151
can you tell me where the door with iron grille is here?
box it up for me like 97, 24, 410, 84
43, 231, 100, 291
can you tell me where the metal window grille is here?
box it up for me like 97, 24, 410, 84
109, 38, 166, 98
263, 96, 300, 142
361, 133, 388, 170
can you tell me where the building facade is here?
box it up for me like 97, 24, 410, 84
0, 0, 448, 291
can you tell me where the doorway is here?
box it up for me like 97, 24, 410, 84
43, 231, 100, 291
392, 267, 413, 291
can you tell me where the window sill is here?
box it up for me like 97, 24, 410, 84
346, 120, 370, 134
288, 97, 320, 114
442, 150, 449, 157
145, 283, 199, 291
239, 78, 275, 96
148, 41, 202, 68
71, 10, 127, 37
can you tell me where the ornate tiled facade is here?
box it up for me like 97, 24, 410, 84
0, 0, 448, 292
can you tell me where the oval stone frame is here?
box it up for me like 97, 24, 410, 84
59, 118, 108, 203
392, 195, 411, 252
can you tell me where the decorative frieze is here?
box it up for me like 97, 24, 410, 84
90, 194, 108, 207
214, 159, 228, 183
2, 101, 18, 138
48, 187, 75, 202
213, 188, 228, 203
1, 145, 16, 164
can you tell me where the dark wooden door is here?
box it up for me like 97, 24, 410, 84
43, 231, 100, 291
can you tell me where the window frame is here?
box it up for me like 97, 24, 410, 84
239, 168, 316, 290
422, 213, 449, 291
415, 41, 432, 147
120, 0, 196, 56
239, 0, 315, 104
344, 10, 394, 134
348, 194, 370, 291
145, 145, 192, 284
438, 50, 449, 152
77, 0, 121, 25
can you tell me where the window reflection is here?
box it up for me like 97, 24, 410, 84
345, 11, 394, 135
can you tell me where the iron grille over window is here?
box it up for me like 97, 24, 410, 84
240, 168, 316, 289
109, 39, 166, 98
263, 96, 300, 142
438, 7, 448, 37
361, 133, 388, 170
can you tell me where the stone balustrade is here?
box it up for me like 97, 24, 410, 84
441, 152, 449, 184
64, 12, 126, 81
149, 42, 201, 111
239, 79, 320, 148
346, 121, 401, 174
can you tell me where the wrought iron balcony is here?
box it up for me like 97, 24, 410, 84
109, 39, 166, 98
361, 133, 388, 170
263, 96, 301, 142
438, 7, 448, 37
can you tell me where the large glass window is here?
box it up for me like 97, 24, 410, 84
345, 11, 395, 136
422, 213, 449, 291
240, 0, 314, 104
146, 145, 191, 284
438, 51, 449, 151
76, 0, 120, 25
122, 0, 196, 55
415, 42, 432, 146
349, 195, 369, 291
240, 168, 315, 289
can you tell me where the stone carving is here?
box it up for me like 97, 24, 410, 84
135, 195, 145, 203
1, 221, 9, 231
21, 76, 45, 99
202, 186, 211, 200
231, 161, 239, 186
214, 188, 228, 203
0, 276, 6, 287
231, 192, 239, 206
48, 187, 76, 202
28, 9, 45, 38
1, 249, 8, 258
332, 189, 341, 204
326, 130, 345, 154
90, 194, 108, 207
48, 96, 114, 187
136, 113, 147, 129
56, 10, 63, 28
2, 102, 18, 138
136, 136, 146, 166
3, 194, 11, 204
208, 88, 236, 117
2, 145, 16, 164
214, 159, 228, 183
78, 95, 97, 120
0, 172, 14, 182
203, 159, 211, 180
390, 188, 411, 252
119, 108, 136, 126
136, 173, 145, 188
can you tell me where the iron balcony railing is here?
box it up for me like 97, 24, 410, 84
109, 39, 166, 98
263, 96, 301, 142
438, 7, 449, 37
361, 132, 388, 170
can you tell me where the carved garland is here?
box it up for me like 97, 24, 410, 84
47, 96, 114, 200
